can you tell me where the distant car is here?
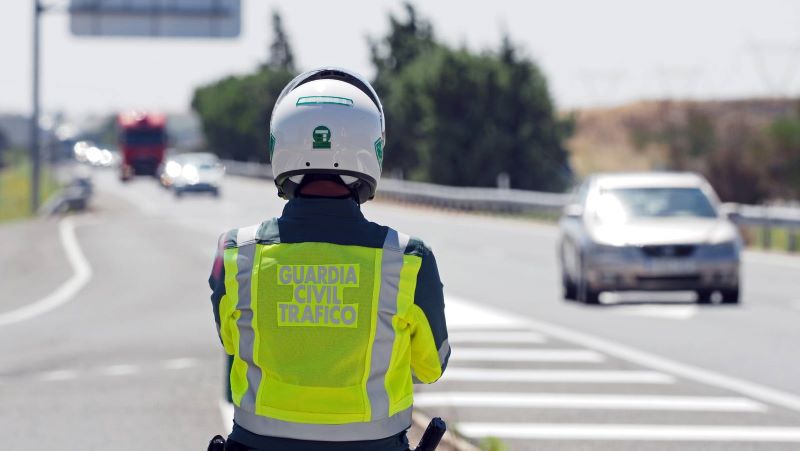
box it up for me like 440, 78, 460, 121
168, 153, 225, 197
558, 172, 741, 304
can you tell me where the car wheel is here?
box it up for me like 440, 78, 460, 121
577, 256, 600, 304
696, 289, 713, 304
562, 273, 577, 301
721, 287, 740, 304
174, 189, 183, 198
212, 188, 220, 197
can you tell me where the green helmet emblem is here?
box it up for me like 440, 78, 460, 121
312, 125, 332, 149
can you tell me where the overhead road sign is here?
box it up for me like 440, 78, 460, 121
69, 0, 241, 38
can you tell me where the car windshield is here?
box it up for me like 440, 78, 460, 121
595, 187, 717, 223
122, 129, 166, 146
177, 154, 220, 170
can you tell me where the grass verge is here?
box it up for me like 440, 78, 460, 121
0, 161, 59, 222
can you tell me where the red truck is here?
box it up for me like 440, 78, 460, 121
117, 111, 167, 181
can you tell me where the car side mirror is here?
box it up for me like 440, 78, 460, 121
563, 204, 584, 219
719, 202, 741, 223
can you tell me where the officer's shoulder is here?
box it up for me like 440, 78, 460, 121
222, 218, 280, 249
402, 234, 434, 258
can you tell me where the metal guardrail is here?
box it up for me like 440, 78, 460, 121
221, 160, 800, 242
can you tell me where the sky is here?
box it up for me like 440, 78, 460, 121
1, 0, 800, 116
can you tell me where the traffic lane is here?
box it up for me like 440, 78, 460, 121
90, 173, 800, 396
360, 197, 800, 396
0, 218, 72, 314
0, 204, 220, 372
0, 191, 225, 449
0, 359, 223, 451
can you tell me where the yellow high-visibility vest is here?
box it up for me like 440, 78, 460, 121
218, 224, 443, 441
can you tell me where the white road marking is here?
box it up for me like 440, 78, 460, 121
445, 300, 527, 330
440, 368, 675, 384
615, 304, 699, 320
38, 369, 79, 382
453, 348, 605, 363
0, 217, 92, 326
100, 364, 140, 377
163, 357, 200, 370
447, 295, 800, 413
219, 400, 234, 434
414, 392, 766, 412
455, 423, 800, 442
448, 331, 547, 344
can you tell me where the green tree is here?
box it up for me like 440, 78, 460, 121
376, 17, 571, 190
389, 46, 570, 190
764, 101, 800, 197
265, 11, 295, 72
369, 3, 437, 175
192, 69, 294, 162
0, 127, 8, 168
192, 11, 297, 162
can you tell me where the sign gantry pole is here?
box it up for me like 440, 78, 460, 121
30, 0, 42, 213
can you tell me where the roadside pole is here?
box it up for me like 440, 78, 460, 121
30, 0, 42, 212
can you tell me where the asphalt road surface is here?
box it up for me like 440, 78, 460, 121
2, 169, 800, 450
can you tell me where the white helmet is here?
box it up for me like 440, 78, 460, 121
269, 68, 385, 203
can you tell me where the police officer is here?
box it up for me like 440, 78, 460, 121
208, 68, 450, 451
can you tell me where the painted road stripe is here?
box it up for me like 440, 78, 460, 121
453, 348, 604, 363
38, 369, 79, 382
448, 331, 547, 344
0, 217, 92, 327
441, 368, 675, 384
455, 423, 800, 442
100, 364, 140, 377
447, 295, 800, 413
414, 392, 766, 412
163, 357, 200, 370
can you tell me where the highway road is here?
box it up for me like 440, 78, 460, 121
2, 169, 800, 450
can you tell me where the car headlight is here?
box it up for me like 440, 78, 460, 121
165, 161, 182, 178
181, 164, 200, 184
591, 244, 632, 261
702, 241, 739, 258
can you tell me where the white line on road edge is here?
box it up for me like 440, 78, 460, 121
453, 348, 605, 363
455, 423, 800, 442
448, 331, 547, 344
100, 364, 140, 377
448, 295, 800, 413
38, 369, 79, 382
441, 368, 675, 384
163, 358, 200, 370
414, 392, 766, 412
0, 217, 92, 326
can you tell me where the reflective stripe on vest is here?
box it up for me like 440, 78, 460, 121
234, 225, 261, 411
226, 226, 420, 441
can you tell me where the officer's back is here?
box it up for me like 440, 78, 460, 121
209, 68, 449, 451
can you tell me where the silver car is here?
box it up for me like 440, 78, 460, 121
558, 172, 741, 304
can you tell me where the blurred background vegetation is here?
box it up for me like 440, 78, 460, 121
190, 4, 573, 192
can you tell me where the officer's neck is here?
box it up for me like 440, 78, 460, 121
297, 180, 353, 200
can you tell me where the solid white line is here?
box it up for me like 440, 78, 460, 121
455, 423, 800, 442
100, 364, 140, 377
453, 348, 604, 363
38, 369, 79, 382
441, 368, 675, 384
447, 296, 800, 413
414, 392, 766, 412
163, 357, 200, 370
0, 217, 92, 326
218, 400, 234, 435
448, 331, 547, 344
